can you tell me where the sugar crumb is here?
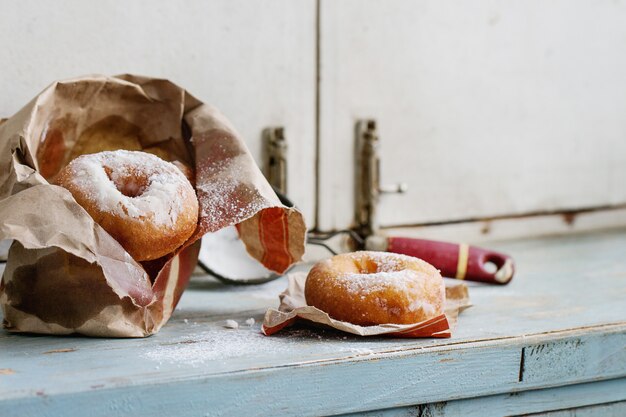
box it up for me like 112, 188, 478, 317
223, 319, 239, 329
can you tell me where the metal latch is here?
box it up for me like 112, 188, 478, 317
262, 126, 288, 195
355, 119, 407, 237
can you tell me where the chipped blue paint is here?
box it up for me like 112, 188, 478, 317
341, 378, 626, 417
1, 230, 626, 416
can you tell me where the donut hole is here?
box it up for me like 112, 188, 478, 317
117, 179, 147, 197
363, 259, 379, 274
104, 166, 149, 198
352, 258, 380, 274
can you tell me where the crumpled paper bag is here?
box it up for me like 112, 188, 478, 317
263, 273, 471, 338
0, 74, 306, 337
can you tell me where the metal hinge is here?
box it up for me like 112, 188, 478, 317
262, 126, 288, 195
355, 119, 407, 237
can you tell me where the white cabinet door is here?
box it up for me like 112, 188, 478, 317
0, 0, 317, 225
318, 0, 626, 231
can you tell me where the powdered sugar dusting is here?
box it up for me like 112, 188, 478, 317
142, 325, 378, 367
338, 270, 421, 295
67, 150, 192, 227
195, 156, 269, 231
331, 252, 441, 314
348, 251, 420, 273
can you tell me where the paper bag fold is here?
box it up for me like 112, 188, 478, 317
262, 273, 471, 338
0, 74, 306, 337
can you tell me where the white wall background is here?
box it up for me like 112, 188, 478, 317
0, 0, 317, 226
319, 0, 626, 231
2, 1, 626, 234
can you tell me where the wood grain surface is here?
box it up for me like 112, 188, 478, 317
340, 379, 626, 417
1, 229, 626, 416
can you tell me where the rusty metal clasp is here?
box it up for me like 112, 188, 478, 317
263, 126, 288, 195
355, 119, 407, 237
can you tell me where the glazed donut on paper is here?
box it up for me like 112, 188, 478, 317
56, 150, 199, 261
305, 251, 445, 326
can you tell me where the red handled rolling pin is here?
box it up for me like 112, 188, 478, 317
366, 236, 515, 284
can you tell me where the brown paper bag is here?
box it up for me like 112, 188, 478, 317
262, 273, 471, 338
0, 75, 306, 337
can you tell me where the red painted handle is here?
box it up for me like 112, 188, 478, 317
385, 237, 515, 284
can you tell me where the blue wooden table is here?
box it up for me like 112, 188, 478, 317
1, 230, 625, 416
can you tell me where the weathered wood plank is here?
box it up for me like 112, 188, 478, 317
1, 230, 625, 416
523, 400, 626, 417
1, 328, 624, 417
340, 378, 626, 417
384, 207, 626, 245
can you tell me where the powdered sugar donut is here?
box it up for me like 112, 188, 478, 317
56, 150, 199, 261
305, 251, 445, 325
